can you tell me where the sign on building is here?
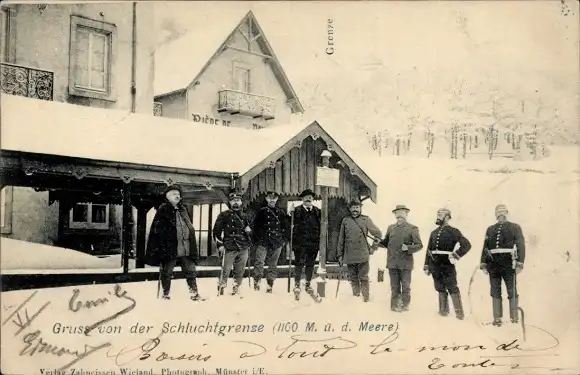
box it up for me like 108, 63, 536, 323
316, 167, 340, 188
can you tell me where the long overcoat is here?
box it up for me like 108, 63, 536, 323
145, 202, 198, 266
337, 215, 382, 265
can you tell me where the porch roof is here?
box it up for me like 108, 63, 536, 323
1, 95, 377, 201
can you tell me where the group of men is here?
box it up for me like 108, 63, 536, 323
146, 184, 526, 327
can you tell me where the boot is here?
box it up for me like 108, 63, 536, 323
351, 281, 361, 297
438, 292, 449, 316
162, 293, 170, 300
360, 281, 370, 302
401, 294, 411, 311
253, 279, 261, 291
492, 298, 503, 327
509, 297, 519, 323
305, 282, 314, 294
266, 280, 273, 293
450, 292, 464, 320
189, 288, 205, 301
391, 295, 402, 312
231, 282, 240, 296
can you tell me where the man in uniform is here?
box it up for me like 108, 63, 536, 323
381, 205, 423, 312
251, 190, 291, 293
290, 189, 321, 294
480, 204, 526, 326
213, 190, 252, 296
423, 208, 471, 320
337, 199, 382, 302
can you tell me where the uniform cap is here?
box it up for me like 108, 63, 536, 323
348, 199, 362, 207
266, 190, 279, 197
228, 191, 243, 200
437, 208, 452, 218
299, 189, 315, 198
495, 204, 508, 218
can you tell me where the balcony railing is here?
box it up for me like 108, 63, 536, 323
218, 89, 275, 120
1, 62, 54, 101
153, 102, 163, 116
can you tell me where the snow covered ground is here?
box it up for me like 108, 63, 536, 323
1, 269, 578, 375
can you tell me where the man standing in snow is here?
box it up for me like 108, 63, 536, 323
251, 190, 291, 293
337, 199, 382, 302
213, 190, 252, 296
480, 204, 526, 327
424, 208, 471, 320
290, 189, 321, 294
146, 185, 204, 301
381, 205, 423, 312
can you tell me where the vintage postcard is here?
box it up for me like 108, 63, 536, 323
1, 1, 579, 374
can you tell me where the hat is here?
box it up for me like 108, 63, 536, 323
495, 204, 508, 211
265, 190, 279, 197
299, 189, 315, 198
392, 204, 410, 213
437, 207, 452, 219
228, 190, 243, 200
164, 184, 183, 195
348, 199, 362, 207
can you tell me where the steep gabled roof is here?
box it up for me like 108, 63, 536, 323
154, 10, 304, 113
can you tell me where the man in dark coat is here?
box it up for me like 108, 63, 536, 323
480, 204, 526, 327
213, 190, 252, 296
251, 190, 291, 293
146, 185, 203, 301
337, 199, 382, 302
290, 189, 321, 294
424, 208, 471, 320
381, 204, 423, 312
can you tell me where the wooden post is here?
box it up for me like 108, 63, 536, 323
316, 150, 332, 298
319, 186, 328, 271
122, 182, 133, 274
135, 206, 149, 269
207, 203, 213, 256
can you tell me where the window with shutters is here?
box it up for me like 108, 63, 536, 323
68, 15, 117, 101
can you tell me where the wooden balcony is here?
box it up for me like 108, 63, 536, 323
218, 89, 275, 120
1, 62, 54, 101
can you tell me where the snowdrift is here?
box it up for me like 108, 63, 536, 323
0, 237, 120, 270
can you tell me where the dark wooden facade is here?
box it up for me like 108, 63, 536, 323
246, 136, 364, 203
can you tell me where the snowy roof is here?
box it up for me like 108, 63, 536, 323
1, 95, 376, 199
1, 95, 298, 174
154, 10, 304, 113
154, 9, 246, 97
